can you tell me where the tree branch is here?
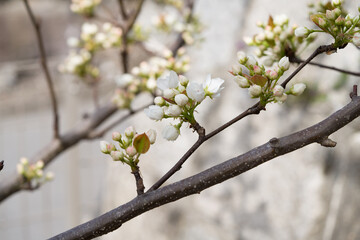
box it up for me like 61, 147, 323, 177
23, 0, 60, 139
290, 56, 360, 77
51, 90, 360, 240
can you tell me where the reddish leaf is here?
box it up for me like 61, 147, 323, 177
250, 75, 267, 87
133, 133, 150, 154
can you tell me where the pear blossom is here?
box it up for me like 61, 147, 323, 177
163, 88, 176, 99
352, 33, 360, 46
247, 55, 257, 66
275, 93, 287, 103
124, 126, 136, 138
144, 105, 164, 120
273, 85, 284, 97
162, 124, 180, 141
203, 75, 225, 98
234, 76, 249, 88
174, 94, 189, 106
157, 70, 179, 90
295, 27, 309, 37
126, 146, 137, 157
146, 129, 157, 144
290, 83, 306, 96
249, 85, 262, 98
274, 14, 289, 26
82, 23, 98, 36
110, 151, 124, 161
237, 51, 247, 63
166, 105, 182, 117
278, 56, 290, 71
186, 82, 205, 102
154, 96, 165, 106
112, 132, 122, 141
100, 141, 115, 154
179, 75, 189, 86
115, 74, 134, 87
332, 0, 341, 6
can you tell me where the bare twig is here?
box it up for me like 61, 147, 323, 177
281, 44, 342, 88
291, 57, 360, 77
148, 102, 263, 191
118, 0, 128, 20
51, 93, 360, 240
0, 161, 4, 172
23, 0, 60, 139
132, 167, 145, 195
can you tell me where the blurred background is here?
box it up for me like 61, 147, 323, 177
1, 0, 360, 239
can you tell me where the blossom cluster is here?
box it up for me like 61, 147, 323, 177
112, 47, 190, 108
232, 53, 306, 105
100, 126, 156, 170
296, 0, 360, 47
144, 71, 224, 141
152, 7, 203, 45
244, 14, 316, 66
70, 0, 101, 17
59, 22, 123, 79
17, 158, 54, 186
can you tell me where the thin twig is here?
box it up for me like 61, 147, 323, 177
118, 0, 128, 20
148, 102, 263, 191
132, 167, 145, 195
281, 44, 341, 88
51, 93, 360, 240
291, 57, 360, 77
23, 0, 60, 139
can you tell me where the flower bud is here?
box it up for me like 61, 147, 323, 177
126, 146, 137, 157
253, 65, 262, 74
17, 163, 24, 175
112, 132, 122, 141
290, 83, 306, 96
278, 56, 290, 71
45, 172, 55, 181
162, 124, 180, 141
144, 105, 164, 120
231, 64, 241, 74
326, 10, 336, 20
246, 55, 257, 66
335, 16, 345, 26
125, 126, 136, 138
275, 93, 287, 103
110, 151, 124, 161
174, 94, 189, 106
273, 85, 284, 97
237, 51, 247, 64
295, 27, 309, 37
166, 105, 182, 117
100, 141, 110, 154
332, 0, 341, 7
248, 85, 262, 98
163, 88, 176, 99
234, 76, 250, 88
36, 160, 44, 169
179, 75, 189, 86
20, 157, 28, 165
154, 96, 165, 106
353, 33, 360, 46
146, 129, 157, 144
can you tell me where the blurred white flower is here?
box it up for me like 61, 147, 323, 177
162, 124, 180, 141
144, 105, 164, 120
203, 75, 225, 98
186, 82, 205, 102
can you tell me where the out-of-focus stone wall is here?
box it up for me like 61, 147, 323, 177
1, 0, 360, 240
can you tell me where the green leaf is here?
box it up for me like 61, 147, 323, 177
133, 133, 150, 154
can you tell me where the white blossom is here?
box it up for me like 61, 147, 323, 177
157, 70, 179, 90
144, 105, 164, 120
154, 96, 165, 106
166, 105, 182, 117
186, 82, 205, 102
274, 14, 289, 26
146, 129, 157, 144
290, 83, 306, 96
234, 76, 250, 88
278, 56, 290, 71
67, 37, 79, 47
273, 85, 284, 97
353, 33, 360, 46
174, 94, 189, 106
162, 124, 180, 141
203, 75, 225, 98
295, 27, 309, 37
115, 74, 134, 87
247, 55, 257, 66
249, 85, 262, 98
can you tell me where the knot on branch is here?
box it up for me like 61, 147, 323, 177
318, 137, 337, 148
350, 85, 358, 99
269, 138, 280, 153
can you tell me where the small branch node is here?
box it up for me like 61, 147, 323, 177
269, 138, 280, 149
318, 137, 337, 148
350, 85, 358, 99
